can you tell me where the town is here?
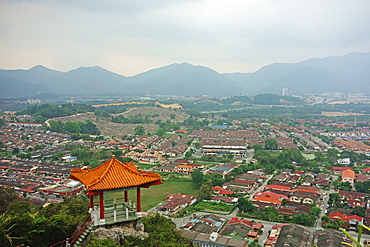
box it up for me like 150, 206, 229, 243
0, 101, 370, 247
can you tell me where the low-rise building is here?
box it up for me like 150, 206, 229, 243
160, 194, 197, 213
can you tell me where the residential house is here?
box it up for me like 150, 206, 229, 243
265, 184, 292, 193
254, 192, 288, 201
316, 173, 330, 180
175, 165, 194, 174
313, 229, 353, 247
341, 169, 355, 187
160, 194, 197, 213
301, 177, 313, 186
287, 174, 300, 184
181, 230, 249, 247
273, 173, 289, 183
356, 174, 370, 182
278, 204, 311, 217
252, 196, 282, 206
339, 190, 367, 208
185, 214, 226, 234
337, 158, 350, 166
312, 179, 330, 188
223, 179, 255, 192
266, 224, 308, 247
363, 167, 370, 174
329, 212, 363, 228
332, 167, 353, 175
221, 217, 263, 241
289, 190, 320, 204
209, 196, 238, 204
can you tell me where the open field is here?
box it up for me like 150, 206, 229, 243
137, 163, 157, 169
0, 151, 12, 158
102, 180, 198, 211
321, 111, 368, 116
303, 153, 315, 160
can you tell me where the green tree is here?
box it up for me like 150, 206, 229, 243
86, 237, 119, 247
134, 125, 145, 136
351, 206, 366, 217
64, 121, 80, 133
0, 188, 18, 214
310, 206, 322, 218
265, 139, 278, 150
249, 242, 262, 247
328, 193, 341, 207
355, 181, 370, 193
49, 120, 64, 132
253, 144, 263, 151
327, 148, 339, 161
321, 215, 330, 223
314, 152, 324, 162
191, 169, 204, 189
282, 199, 289, 206
292, 213, 316, 227
0, 213, 18, 247
139, 213, 192, 247
262, 206, 280, 221
237, 198, 256, 213
198, 183, 212, 201
185, 150, 192, 158
155, 128, 165, 137
339, 181, 352, 191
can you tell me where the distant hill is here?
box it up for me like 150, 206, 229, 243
0, 66, 128, 96
0, 65, 63, 84
0, 76, 51, 98
223, 52, 370, 95
36, 66, 128, 95
125, 63, 244, 97
1, 52, 369, 98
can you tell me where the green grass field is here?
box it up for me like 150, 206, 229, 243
137, 163, 157, 169
0, 151, 12, 158
302, 153, 315, 160
102, 180, 198, 211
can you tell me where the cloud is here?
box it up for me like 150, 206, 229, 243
0, 0, 369, 75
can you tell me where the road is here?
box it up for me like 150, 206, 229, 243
248, 173, 275, 200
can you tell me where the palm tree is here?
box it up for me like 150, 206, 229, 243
0, 213, 18, 246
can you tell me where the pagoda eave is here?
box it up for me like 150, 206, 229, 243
140, 180, 164, 188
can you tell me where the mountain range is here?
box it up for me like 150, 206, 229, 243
1, 52, 369, 98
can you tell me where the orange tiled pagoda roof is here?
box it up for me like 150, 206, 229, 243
69, 156, 162, 191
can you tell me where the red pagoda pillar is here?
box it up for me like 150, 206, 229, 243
136, 187, 141, 212
124, 190, 128, 202
99, 193, 105, 220
89, 195, 94, 209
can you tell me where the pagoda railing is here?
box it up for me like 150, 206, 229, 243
91, 198, 139, 226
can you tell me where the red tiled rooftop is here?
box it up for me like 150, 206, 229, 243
252, 196, 282, 205
265, 184, 291, 191
219, 190, 234, 195
291, 189, 319, 194
329, 212, 363, 222
342, 169, 355, 179
333, 167, 353, 171
70, 156, 162, 191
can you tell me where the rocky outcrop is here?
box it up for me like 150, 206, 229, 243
88, 226, 149, 244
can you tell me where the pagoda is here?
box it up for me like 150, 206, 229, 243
69, 155, 162, 228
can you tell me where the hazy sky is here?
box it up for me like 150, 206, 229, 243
0, 0, 369, 76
